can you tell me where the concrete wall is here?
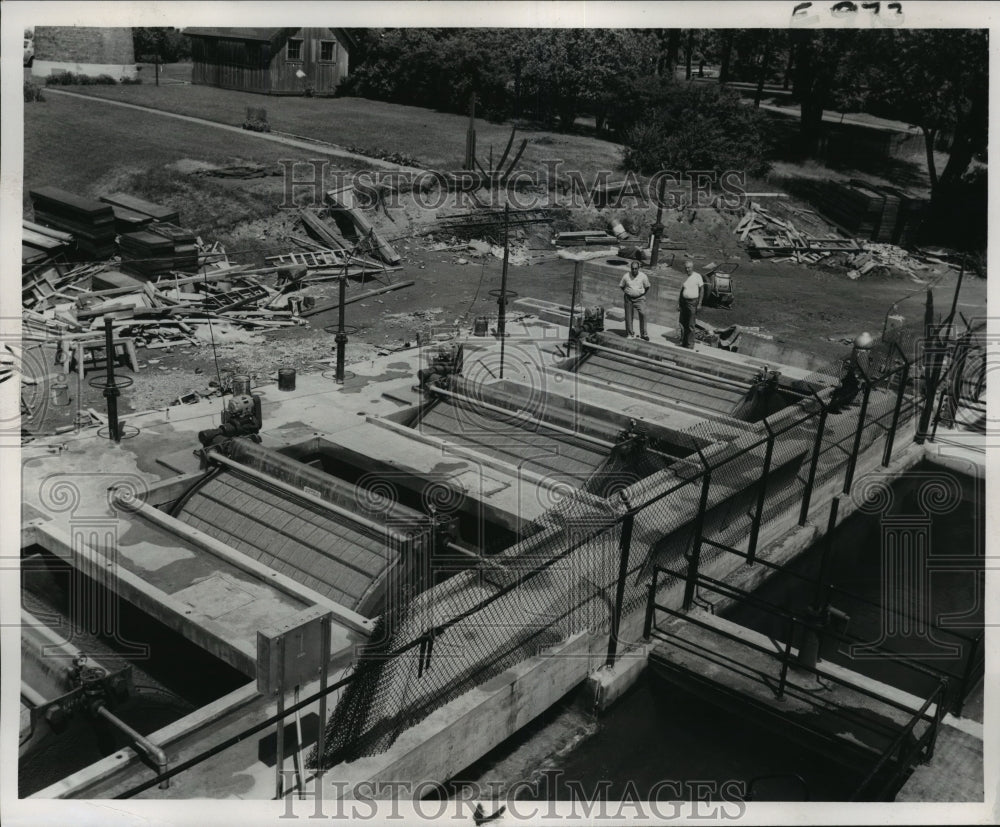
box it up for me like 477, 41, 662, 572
579, 262, 684, 321
32, 27, 136, 79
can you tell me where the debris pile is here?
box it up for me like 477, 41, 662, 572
736, 202, 862, 262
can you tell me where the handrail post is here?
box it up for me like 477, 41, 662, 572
926, 680, 949, 763
643, 567, 659, 639
843, 379, 873, 494
812, 497, 841, 614
776, 615, 795, 700
799, 390, 829, 526
882, 356, 911, 467
682, 468, 712, 611
955, 631, 983, 717
747, 419, 776, 565
606, 512, 636, 667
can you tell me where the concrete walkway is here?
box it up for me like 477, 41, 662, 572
43, 88, 425, 174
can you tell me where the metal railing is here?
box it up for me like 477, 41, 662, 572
109, 339, 922, 796
644, 563, 948, 801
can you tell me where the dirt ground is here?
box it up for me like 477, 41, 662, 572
21, 89, 986, 439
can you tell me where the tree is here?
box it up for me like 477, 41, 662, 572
622, 84, 772, 176
790, 29, 847, 154
837, 29, 987, 193
133, 27, 190, 63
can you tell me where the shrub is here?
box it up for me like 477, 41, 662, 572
24, 79, 45, 102
44, 71, 118, 86
120, 76, 143, 85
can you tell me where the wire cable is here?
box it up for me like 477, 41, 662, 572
200, 269, 226, 409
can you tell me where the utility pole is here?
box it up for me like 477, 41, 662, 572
650, 176, 667, 267
335, 276, 348, 382
465, 92, 477, 171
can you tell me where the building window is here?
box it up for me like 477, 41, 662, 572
287, 39, 302, 61
320, 40, 336, 62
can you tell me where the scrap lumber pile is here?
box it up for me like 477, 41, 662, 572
326, 187, 402, 265
801, 179, 928, 246
437, 207, 553, 243
282, 209, 403, 279
30, 187, 117, 261
21, 255, 312, 365
736, 202, 862, 261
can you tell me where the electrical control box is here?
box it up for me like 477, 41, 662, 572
256, 607, 332, 695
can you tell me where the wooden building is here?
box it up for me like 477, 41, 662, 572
184, 27, 355, 96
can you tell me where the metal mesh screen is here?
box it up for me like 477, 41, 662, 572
314, 334, 922, 769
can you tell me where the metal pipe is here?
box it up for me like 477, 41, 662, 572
812, 496, 841, 615
882, 360, 911, 467
682, 469, 712, 611
428, 384, 615, 449
103, 316, 121, 442
580, 340, 753, 392
643, 567, 659, 639
606, 512, 636, 667
498, 203, 510, 378
747, 418, 776, 565
566, 260, 582, 348
335, 277, 347, 383
95, 705, 169, 789
842, 380, 873, 494
799, 392, 829, 526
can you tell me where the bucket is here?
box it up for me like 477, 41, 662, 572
278, 368, 296, 392
231, 374, 251, 395
50, 375, 70, 406
473, 316, 489, 336
611, 220, 629, 240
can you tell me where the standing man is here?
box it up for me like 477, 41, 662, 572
619, 260, 651, 340
678, 260, 704, 349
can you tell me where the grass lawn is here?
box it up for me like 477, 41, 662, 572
23, 92, 356, 202
47, 65, 625, 180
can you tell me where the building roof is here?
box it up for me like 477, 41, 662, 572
183, 27, 285, 42
183, 27, 357, 50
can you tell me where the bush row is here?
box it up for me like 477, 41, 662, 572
44, 72, 142, 86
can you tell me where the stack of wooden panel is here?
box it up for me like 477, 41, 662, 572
148, 222, 199, 271
118, 222, 199, 277
23, 221, 74, 267
118, 230, 176, 277
29, 187, 117, 261
100, 192, 179, 231
865, 182, 901, 243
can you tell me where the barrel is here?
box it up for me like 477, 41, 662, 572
50, 375, 69, 406
231, 374, 251, 395
278, 368, 296, 391
473, 316, 489, 336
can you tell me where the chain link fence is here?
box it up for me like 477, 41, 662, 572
312, 331, 923, 769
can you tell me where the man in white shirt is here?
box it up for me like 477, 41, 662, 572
678, 260, 704, 349
619, 260, 651, 340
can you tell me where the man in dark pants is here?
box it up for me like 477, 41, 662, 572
619, 260, 651, 340
678, 260, 704, 349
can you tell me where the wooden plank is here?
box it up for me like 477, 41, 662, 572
300, 280, 415, 317
326, 189, 402, 266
